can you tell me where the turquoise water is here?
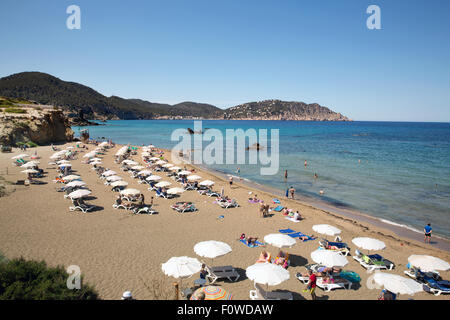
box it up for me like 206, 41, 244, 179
74, 120, 450, 238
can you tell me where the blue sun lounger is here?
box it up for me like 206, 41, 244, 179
278, 229, 316, 242
272, 205, 284, 212
239, 239, 265, 248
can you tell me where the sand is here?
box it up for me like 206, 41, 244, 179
0, 143, 449, 300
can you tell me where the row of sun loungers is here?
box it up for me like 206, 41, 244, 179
404, 267, 450, 296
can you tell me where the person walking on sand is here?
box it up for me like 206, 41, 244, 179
424, 224, 432, 243
229, 176, 233, 188
289, 186, 295, 199
303, 269, 317, 300
259, 201, 265, 218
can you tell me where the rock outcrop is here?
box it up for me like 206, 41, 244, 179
0, 104, 74, 146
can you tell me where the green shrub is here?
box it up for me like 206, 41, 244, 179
0, 257, 100, 300
26, 142, 37, 148
4, 108, 26, 114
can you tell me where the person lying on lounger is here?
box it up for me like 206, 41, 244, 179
273, 250, 288, 267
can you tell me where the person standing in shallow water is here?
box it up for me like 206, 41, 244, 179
284, 170, 288, 180
424, 224, 432, 243
289, 186, 295, 199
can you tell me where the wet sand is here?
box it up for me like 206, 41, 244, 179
0, 143, 449, 300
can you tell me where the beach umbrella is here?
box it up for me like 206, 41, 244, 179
121, 159, 135, 164
199, 180, 215, 187
167, 187, 185, 195
98, 141, 109, 147
352, 237, 386, 252
246, 263, 290, 287
120, 188, 141, 196
67, 189, 91, 199
370, 272, 423, 295
170, 166, 182, 171
141, 152, 151, 157
63, 175, 81, 181
162, 163, 174, 168
149, 157, 160, 161
311, 249, 348, 267
312, 224, 341, 236
66, 180, 86, 188
83, 152, 96, 158
21, 162, 38, 168
12, 154, 29, 159
407, 255, 450, 272
90, 161, 102, 166
90, 158, 102, 162
138, 170, 152, 176
111, 180, 128, 187
148, 145, 155, 148
58, 163, 72, 168
187, 175, 202, 181
162, 256, 202, 279
57, 160, 71, 164
155, 181, 172, 188
106, 175, 123, 182
102, 170, 117, 177
156, 160, 167, 165
194, 241, 232, 263
66, 146, 74, 149
190, 286, 232, 300
125, 161, 139, 166
21, 169, 38, 174
146, 175, 162, 181
178, 170, 191, 176
130, 165, 145, 170
264, 234, 296, 248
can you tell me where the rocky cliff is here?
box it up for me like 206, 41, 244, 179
0, 101, 74, 146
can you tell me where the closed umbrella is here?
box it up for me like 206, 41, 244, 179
199, 180, 215, 187
62, 175, 80, 181
311, 249, 348, 267
21, 169, 38, 174
102, 170, 117, 177
155, 181, 172, 188
246, 263, 290, 287
120, 188, 141, 196
12, 154, 29, 159
370, 272, 423, 295
68, 189, 91, 199
313, 224, 341, 236
138, 170, 152, 176
352, 237, 386, 252
194, 241, 232, 264
111, 180, 128, 187
407, 255, 450, 272
187, 175, 202, 181
190, 286, 232, 300
106, 175, 123, 182
264, 234, 296, 248
66, 180, 86, 188
146, 175, 162, 181
167, 187, 185, 195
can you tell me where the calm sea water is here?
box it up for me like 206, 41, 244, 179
74, 120, 450, 238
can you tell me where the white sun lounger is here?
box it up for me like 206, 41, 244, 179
249, 283, 293, 300
353, 253, 394, 271
316, 277, 352, 292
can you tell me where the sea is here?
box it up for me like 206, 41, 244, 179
73, 120, 450, 240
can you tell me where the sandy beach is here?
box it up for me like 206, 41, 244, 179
0, 142, 449, 300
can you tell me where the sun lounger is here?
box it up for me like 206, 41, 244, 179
171, 202, 197, 213
249, 283, 293, 300
296, 273, 310, 284
319, 239, 350, 256
285, 216, 301, 223
205, 190, 220, 197
423, 278, 450, 296
239, 239, 265, 248
205, 265, 240, 284
316, 277, 352, 292
112, 203, 133, 210
353, 251, 394, 271
133, 206, 157, 215
218, 199, 239, 209
270, 205, 284, 212
69, 199, 95, 213
279, 228, 295, 234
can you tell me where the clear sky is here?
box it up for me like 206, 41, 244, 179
1, 0, 449, 121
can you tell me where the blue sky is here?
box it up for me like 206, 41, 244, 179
0, 0, 449, 121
